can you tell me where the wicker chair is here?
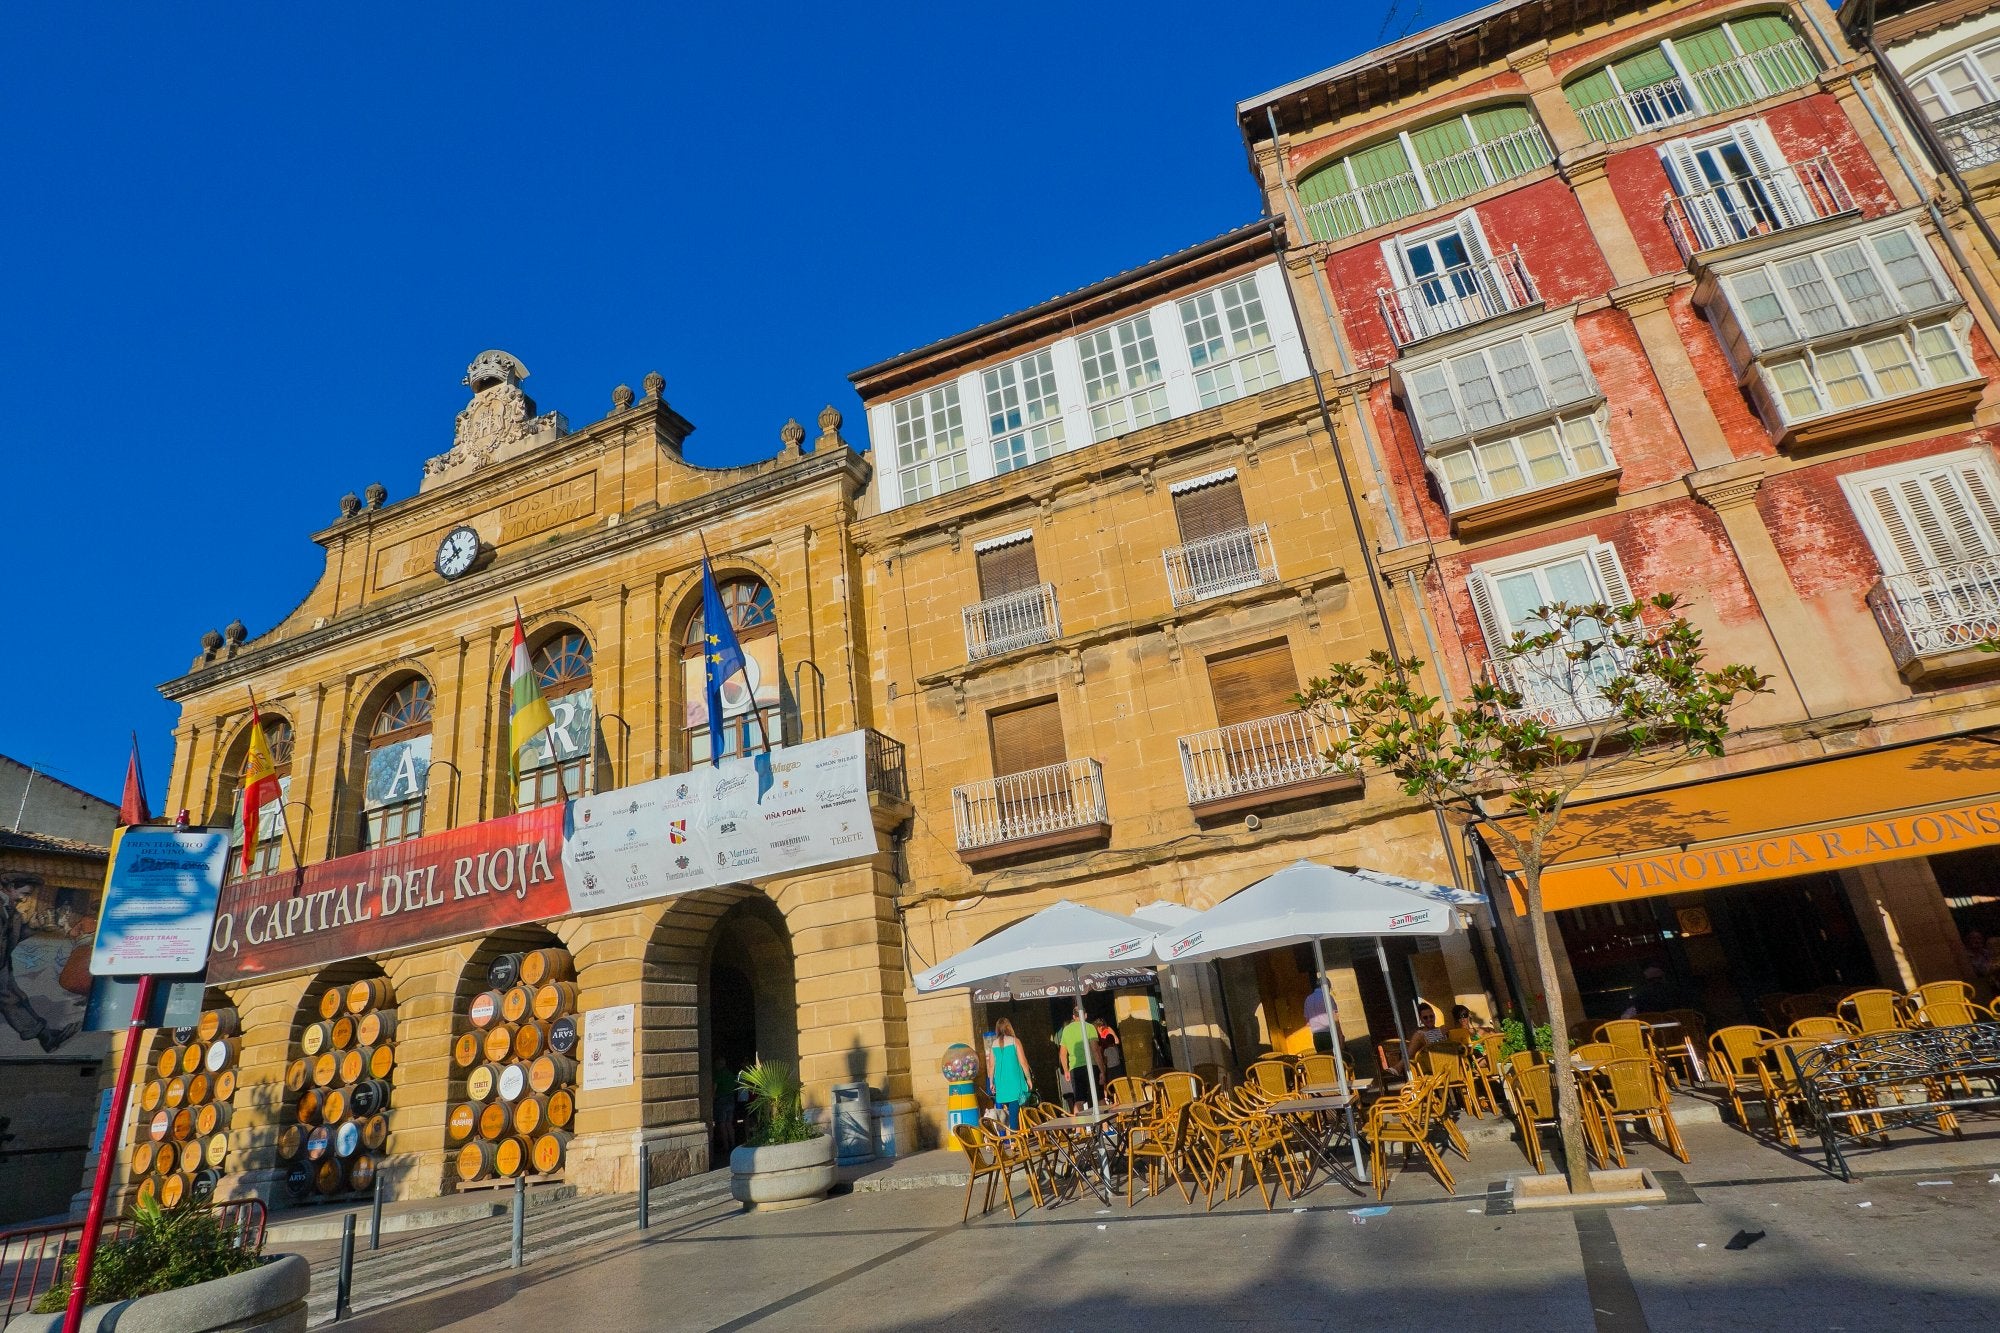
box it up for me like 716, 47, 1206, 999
1839, 989, 1908, 1035
1366, 1073, 1455, 1199
1587, 1057, 1689, 1165
1788, 1016, 1858, 1040
1153, 1070, 1203, 1108
1708, 1025, 1780, 1132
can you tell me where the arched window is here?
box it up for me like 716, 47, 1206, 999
1295, 103, 1553, 242
225, 717, 292, 880
680, 577, 780, 765
1561, 15, 1817, 145
362, 677, 432, 848
517, 631, 594, 811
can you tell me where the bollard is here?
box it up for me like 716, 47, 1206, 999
638, 1143, 651, 1232
369, 1172, 385, 1251
335, 1215, 356, 1321
510, 1176, 525, 1269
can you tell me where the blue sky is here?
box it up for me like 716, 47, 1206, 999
1, 2, 1406, 807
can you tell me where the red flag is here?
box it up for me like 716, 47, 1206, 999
240, 707, 283, 873
118, 732, 151, 827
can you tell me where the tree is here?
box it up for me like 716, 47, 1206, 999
1300, 592, 1768, 1192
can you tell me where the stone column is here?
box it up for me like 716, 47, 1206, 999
1841, 858, 1969, 991
382, 943, 477, 1200
1610, 276, 1738, 470
1560, 152, 1653, 289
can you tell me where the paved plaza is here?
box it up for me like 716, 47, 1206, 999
319, 1112, 2000, 1332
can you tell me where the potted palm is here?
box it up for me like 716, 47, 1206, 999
17, 1196, 309, 1333
727, 1061, 834, 1211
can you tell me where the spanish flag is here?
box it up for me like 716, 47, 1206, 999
508, 608, 555, 783
239, 707, 282, 874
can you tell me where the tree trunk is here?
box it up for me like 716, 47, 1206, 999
1525, 866, 1594, 1193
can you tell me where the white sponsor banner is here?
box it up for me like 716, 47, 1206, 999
560, 730, 874, 913
581, 1003, 635, 1091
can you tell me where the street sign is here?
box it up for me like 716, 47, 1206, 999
89, 828, 228, 976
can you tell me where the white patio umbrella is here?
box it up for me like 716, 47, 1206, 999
1134, 900, 1200, 1072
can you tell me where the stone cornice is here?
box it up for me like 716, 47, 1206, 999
1686, 457, 1772, 512
1608, 272, 1693, 316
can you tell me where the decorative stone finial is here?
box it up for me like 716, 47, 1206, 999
201, 629, 224, 660
815, 404, 848, 452
464, 349, 529, 393
642, 371, 665, 401
223, 620, 247, 646
364, 482, 387, 510
780, 418, 806, 457
612, 384, 635, 411
339, 492, 362, 519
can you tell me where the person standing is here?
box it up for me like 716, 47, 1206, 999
987, 1018, 1033, 1128
1056, 1008, 1103, 1110
1303, 982, 1337, 1055
1093, 1017, 1123, 1082
1, 874, 80, 1054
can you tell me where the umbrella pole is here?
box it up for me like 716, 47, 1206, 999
1376, 937, 1411, 1075
1072, 972, 1110, 1198
1164, 966, 1194, 1072
1312, 938, 1367, 1186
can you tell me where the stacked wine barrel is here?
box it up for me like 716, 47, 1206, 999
131, 1007, 240, 1208
279, 978, 396, 1202
448, 948, 579, 1185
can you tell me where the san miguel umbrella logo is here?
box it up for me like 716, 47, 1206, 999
1169, 932, 1204, 958
1387, 910, 1433, 930
1107, 937, 1148, 959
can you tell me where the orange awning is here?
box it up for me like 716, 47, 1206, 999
1487, 733, 2000, 913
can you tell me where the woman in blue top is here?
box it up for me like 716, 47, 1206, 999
987, 1018, 1033, 1129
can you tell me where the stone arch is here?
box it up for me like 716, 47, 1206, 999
663, 558, 788, 770
482, 615, 605, 805
203, 706, 298, 832
332, 666, 437, 857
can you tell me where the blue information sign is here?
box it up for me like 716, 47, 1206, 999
89, 828, 229, 976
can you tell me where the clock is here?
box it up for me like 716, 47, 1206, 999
435, 525, 482, 580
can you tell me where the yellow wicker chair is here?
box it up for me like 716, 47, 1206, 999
1708, 1025, 1780, 1132
1788, 1016, 1858, 1040
1187, 1102, 1280, 1211
1244, 1058, 1295, 1102
1105, 1075, 1151, 1107
1153, 1070, 1203, 1108
1366, 1076, 1455, 1199
1126, 1101, 1194, 1206
1839, 989, 1908, 1035
954, 1123, 1036, 1220
1588, 1057, 1689, 1165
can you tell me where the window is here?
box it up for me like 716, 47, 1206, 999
1380, 209, 1537, 345
226, 718, 292, 880
1564, 16, 1817, 144
965, 533, 1056, 658
1659, 119, 1836, 252
1077, 315, 1169, 442
1295, 103, 1553, 242
1430, 413, 1615, 512
1911, 39, 2000, 121
892, 384, 968, 502
976, 535, 1041, 601
1401, 321, 1599, 447
1843, 450, 2000, 577
681, 576, 780, 765
1206, 643, 1300, 727
363, 678, 432, 848
983, 350, 1065, 474
1172, 473, 1251, 543
989, 699, 1066, 778
1166, 471, 1273, 603
1179, 278, 1281, 408
516, 631, 593, 812
1467, 541, 1636, 725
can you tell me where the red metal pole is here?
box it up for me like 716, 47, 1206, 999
63, 973, 154, 1333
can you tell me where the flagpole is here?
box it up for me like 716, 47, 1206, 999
512, 601, 569, 804
246, 687, 305, 874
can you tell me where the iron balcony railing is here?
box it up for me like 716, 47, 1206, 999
1866, 557, 2000, 669
863, 728, 908, 802
952, 757, 1107, 851
1576, 37, 1817, 144
1487, 636, 1641, 729
1576, 75, 1700, 143
1164, 523, 1280, 607
1178, 710, 1351, 806
1298, 123, 1552, 242
963, 583, 1061, 660
1936, 101, 2000, 173
1664, 151, 1852, 260
1379, 247, 1538, 349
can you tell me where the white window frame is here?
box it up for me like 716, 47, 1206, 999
892, 383, 970, 503
1077, 313, 1171, 442
1840, 447, 2000, 577
1398, 312, 1602, 451
1178, 276, 1282, 409
1911, 38, 2000, 120
1659, 118, 1818, 249
1428, 409, 1617, 512
1467, 538, 1638, 726
983, 349, 1066, 476
1716, 220, 1961, 355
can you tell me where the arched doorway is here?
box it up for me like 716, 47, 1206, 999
702, 898, 798, 1160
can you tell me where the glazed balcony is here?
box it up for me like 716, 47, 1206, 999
1664, 152, 1854, 261
1164, 524, 1280, 608
1936, 102, 2000, 173
963, 583, 1061, 661
1487, 638, 1641, 730
1379, 248, 1539, 349
1178, 711, 1361, 818
1297, 123, 1552, 243
953, 758, 1109, 868
1575, 38, 1817, 145
1867, 557, 2000, 685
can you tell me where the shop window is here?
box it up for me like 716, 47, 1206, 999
681, 576, 780, 765
1294, 102, 1554, 242
983, 349, 1066, 474
516, 631, 594, 812
225, 717, 292, 880
362, 678, 431, 849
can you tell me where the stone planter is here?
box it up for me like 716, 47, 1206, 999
729, 1135, 835, 1212
11, 1252, 309, 1333
1508, 1168, 1666, 1210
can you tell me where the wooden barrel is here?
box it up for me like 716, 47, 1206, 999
164, 1076, 187, 1108
334, 1121, 361, 1158
349, 1079, 392, 1117
148, 1110, 172, 1142
545, 1089, 575, 1130
528, 1054, 576, 1095
468, 991, 504, 1029
283, 1164, 313, 1199
465, 1063, 500, 1102
348, 1153, 377, 1193
132, 1140, 158, 1176
447, 1102, 478, 1143
190, 1166, 222, 1199
170, 1108, 195, 1142
296, 1088, 322, 1125
203, 1132, 230, 1169
194, 1102, 230, 1137
305, 1126, 333, 1161
494, 1136, 529, 1178
300, 1021, 331, 1056
172, 1025, 198, 1046
312, 1052, 340, 1088
358, 1010, 396, 1046
155, 1047, 179, 1079
197, 1008, 239, 1043
140, 1080, 165, 1113
512, 1095, 547, 1138
369, 1045, 396, 1080
519, 948, 574, 987
546, 1016, 579, 1056
499, 986, 532, 1025
320, 1088, 348, 1125
530, 1131, 571, 1175
318, 988, 345, 1020
482, 1025, 516, 1064
340, 1048, 368, 1086
314, 1158, 346, 1196
154, 1140, 179, 1176
361, 1113, 390, 1153
284, 1059, 309, 1093
214, 1070, 238, 1103
531, 982, 579, 1022
455, 1140, 498, 1182
487, 953, 526, 989
135, 1176, 160, 1208
186, 1072, 211, 1106
347, 977, 394, 1014
161, 1171, 193, 1208
513, 1022, 546, 1061
453, 1031, 482, 1069
278, 1124, 305, 1161
496, 1064, 527, 1103
329, 1016, 356, 1050
477, 1101, 510, 1142
179, 1043, 203, 1075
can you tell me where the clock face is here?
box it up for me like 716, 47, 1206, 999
435, 526, 480, 579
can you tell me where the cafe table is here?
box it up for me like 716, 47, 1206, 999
1030, 1107, 1134, 1203
1262, 1093, 1367, 1190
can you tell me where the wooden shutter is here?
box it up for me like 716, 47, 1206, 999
1207, 644, 1301, 727
1466, 571, 1513, 655
1858, 463, 2000, 575
989, 700, 1066, 777
1590, 541, 1635, 608
976, 538, 1039, 599
1173, 477, 1250, 543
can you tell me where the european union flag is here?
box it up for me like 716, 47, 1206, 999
700, 557, 748, 768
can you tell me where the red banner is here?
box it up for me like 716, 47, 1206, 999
206, 807, 571, 984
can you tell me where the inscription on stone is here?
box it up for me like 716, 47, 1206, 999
372, 473, 599, 591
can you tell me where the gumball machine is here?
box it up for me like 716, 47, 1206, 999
941, 1043, 982, 1150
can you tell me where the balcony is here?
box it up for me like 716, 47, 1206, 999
1867, 558, 2000, 684
1379, 248, 1539, 349
963, 584, 1061, 661
953, 758, 1109, 867
1164, 524, 1280, 608
1298, 123, 1553, 243
1576, 75, 1699, 144
1575, 37, 1818, 144
1936, 102, 2000, 174
1664, 152, 1853, 262
1487, 637, 1640, 730
1178, 711, 1362, 818
863, 728, 909, 803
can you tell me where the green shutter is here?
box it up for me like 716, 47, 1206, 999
1410, 117, 1474, 166
1565, 68, 1634, 142
1412, 117, 1480, 203
1347, 139, 1424, 228
1672, 25, 1737, 75
1469, 104, 1549, 181
1296, 160, 1363, 242
1612, 46, 1677, 91
1731, 16, 1816, 94
1469, 104, 1533, 141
